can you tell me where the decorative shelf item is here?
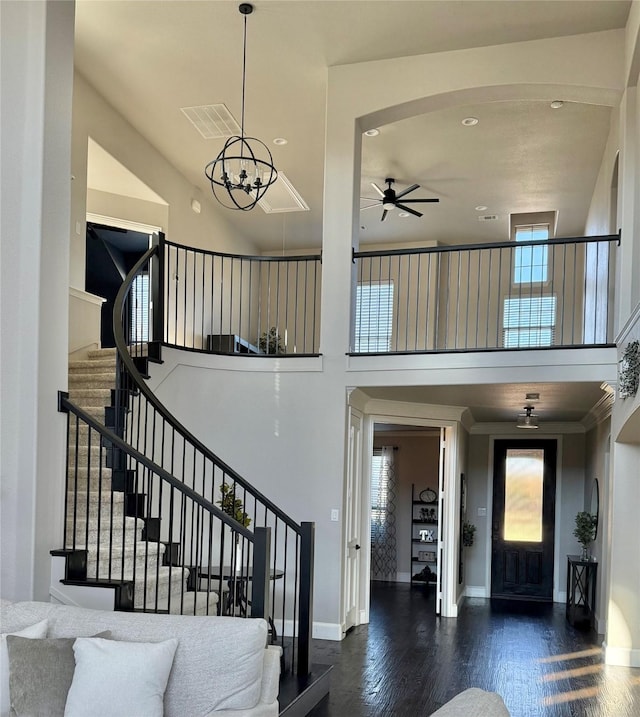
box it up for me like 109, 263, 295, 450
411, 484, 439, 585
619, 339, 639, 399
420, 488, 437, 504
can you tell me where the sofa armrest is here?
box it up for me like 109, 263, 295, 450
260, 646, 281, 705
430, 688, 510, 716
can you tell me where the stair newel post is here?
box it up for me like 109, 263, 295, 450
151, 233, 165, 353
297, 521, 315, 677
251, 527, 271, 621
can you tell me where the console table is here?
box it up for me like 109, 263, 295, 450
566, 555, 597, 630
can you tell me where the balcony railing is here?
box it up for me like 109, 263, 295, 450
163, 239, 321, 356
351, 233, 619, 354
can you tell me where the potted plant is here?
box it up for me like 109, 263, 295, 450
217, 482, 251, 528
257, 327, 284, 355
573, 511, 596, 559
462, 520, 476, 547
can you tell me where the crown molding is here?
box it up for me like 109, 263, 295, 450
469, 421, 585, 435
582, 383, 616, 432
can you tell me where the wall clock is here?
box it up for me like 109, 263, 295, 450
420, 488, 437, 504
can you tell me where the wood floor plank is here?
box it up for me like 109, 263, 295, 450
308, 582, 640, 716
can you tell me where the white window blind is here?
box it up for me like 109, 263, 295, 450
514, 224, 549, 284
503, 295, 556, 348
131, 273, 149, 343
355, 282, 393, 352
371, 449, 386, 527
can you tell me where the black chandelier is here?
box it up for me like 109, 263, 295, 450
205, 3, 277, 210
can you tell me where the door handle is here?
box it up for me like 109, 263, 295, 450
355, 544, 361, 550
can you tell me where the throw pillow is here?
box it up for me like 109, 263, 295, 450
0, 619, 47, 717
64, 636, 178, 717
5, 631, 111, 717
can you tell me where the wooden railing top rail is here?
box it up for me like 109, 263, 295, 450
113, 245, 304, 534
353, 231, 621, 260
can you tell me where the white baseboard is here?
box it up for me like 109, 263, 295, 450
313, 622, 343, 641
554, 590, 567, 604
465, 586, 489, 598
603, 642, 640, 667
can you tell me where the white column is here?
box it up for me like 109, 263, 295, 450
0, 0, 75, 600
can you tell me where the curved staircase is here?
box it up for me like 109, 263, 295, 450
62, 347, 218, 615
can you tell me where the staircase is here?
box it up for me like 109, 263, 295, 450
62, 348, 219, 615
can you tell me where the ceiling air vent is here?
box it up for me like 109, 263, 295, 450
180, 104, 241, 139
257, 172, 309, 214
477, 214, 500, 222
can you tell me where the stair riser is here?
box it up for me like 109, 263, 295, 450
68, 375, 116, 389
87, 554, 164, 580
69, 361, 116, 372
66, 503, 125, 522
135, 570, 188, 604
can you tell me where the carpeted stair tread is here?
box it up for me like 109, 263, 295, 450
156, 590, 219, 616
69, 359, 116, 373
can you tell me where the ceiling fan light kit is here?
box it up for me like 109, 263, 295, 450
204, 3, 278, 210
362, 177, 439, 222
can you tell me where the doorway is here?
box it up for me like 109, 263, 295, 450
85, 221, 153, 347
491, 439, 557, 601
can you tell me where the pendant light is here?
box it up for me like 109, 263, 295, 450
205, 3, 277, 210
516, 405, 539, 430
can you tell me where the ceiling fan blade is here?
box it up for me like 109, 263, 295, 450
360, 203, 380, 211
399, 197, 440, 203
380, 209, 389, 222
394, 183, 420, 200
396, 203, 423, 218
371, 182, 385, 198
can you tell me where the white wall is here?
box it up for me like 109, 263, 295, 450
70, 72, 258, 290
1, 0, 74, 600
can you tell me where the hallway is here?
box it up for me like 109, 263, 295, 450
309, 582, 640, 716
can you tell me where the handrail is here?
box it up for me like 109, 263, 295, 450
353, 231, 621, 260
164, 238, 321, 263
58, 392, 252, 540
112, 246, 303, 533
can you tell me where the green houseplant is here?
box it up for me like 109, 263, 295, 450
573, 511, 596, 559
462, 520, 476, 547
257, 327, 284, 355
217, 482, 251, 528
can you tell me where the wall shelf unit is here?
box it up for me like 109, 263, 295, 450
410, 483, 438, 585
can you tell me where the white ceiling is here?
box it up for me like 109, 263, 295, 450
74, 1, 626, 424
75, 0, 630, 251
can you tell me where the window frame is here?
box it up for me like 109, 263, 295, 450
354, 280, 394, 352
512, 223, 551, 286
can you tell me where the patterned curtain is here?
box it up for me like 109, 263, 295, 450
370, 446, 397, 581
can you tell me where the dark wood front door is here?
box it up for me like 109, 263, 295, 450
491, 439, 556, 601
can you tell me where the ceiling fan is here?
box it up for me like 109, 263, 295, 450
361, 177, 439, 222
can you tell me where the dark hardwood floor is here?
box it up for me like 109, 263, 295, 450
308, 581, 640, 716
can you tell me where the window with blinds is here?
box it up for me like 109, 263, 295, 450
371, 449, 386, 527
503, 295, 556, 348
355, 282, 394, 352
514, 224, 549, 284
131, 273, 149, 343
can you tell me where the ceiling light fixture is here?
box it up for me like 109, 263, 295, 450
550, 100, 564, 109
204, 3, 277, 210
364, 128, 380, 137
461, 117, 479, 126
273, 137, 288, 146
475, 205, 488, 211
516, 405, 539, 430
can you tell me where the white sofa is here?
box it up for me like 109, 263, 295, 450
0, 599, 280, 717
431, 687, 510, 716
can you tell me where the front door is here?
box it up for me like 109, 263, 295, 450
491, 439, 556, 601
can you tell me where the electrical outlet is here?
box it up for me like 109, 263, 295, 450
331, 509, 339, 522
478, 507, 487, 517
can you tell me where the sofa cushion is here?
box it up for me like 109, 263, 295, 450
1, 602, 269, 716
64, 636, 178, 717
5, 631, 112, 717
0, 619, 48, 717
430, 688, 510, 716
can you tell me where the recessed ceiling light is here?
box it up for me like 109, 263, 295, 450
475, 205, 488, 211
398, 212, 409, 218
550, 100, 564, 109
461, 117, 479, 126
364, 128, 380, 137
273, 137, 288, 145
